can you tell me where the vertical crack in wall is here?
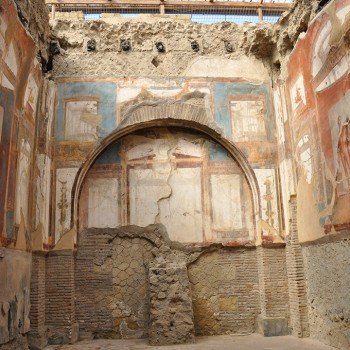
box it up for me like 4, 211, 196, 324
154, 136, 176, 225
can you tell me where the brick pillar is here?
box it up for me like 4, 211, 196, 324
45, 250, 78, 345
29, 251, 47, 349
285, 195, 310, 337
257, 245, 290, 336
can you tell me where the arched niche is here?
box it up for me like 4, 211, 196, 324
71, 119, 261, 246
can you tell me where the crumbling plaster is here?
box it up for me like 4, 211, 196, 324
50, 0, 319, 81
2, 0, 350, 348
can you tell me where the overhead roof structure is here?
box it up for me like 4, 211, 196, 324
45, 0, 292, 12
46, 0, 293, 22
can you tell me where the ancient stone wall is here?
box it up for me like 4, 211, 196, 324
68, 225, 289, 343
188, 248, 260, 335
75, 228, 154, 339
302, 236, 350, 349
149, 258, 195, 345
51, 19, 275, 79
50, 0, 318, 80
74, 226, 260, 339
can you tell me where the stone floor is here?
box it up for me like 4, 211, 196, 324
44, 334, 336, 350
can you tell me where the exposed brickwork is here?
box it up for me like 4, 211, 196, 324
75, 229, 113, 338
75, 228, 155, 339
45, 250, 78, 344
257, 245, 290, 336
188, 248, 260, 335
258, 246, 290, 319
285, 196, 309, 338
29, 252, 47, 348
119, 100, 221, 135
28, 231, 296, 345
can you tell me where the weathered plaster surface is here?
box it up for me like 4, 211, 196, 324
54, 77, 281, 246
302, 237, 350, 349
284, 0, 350, 242
279, 1, 350, 348
0, 249, 31, 345
0, 0, 49, 347
2, 0, 350, 348
79, 127, 256, 245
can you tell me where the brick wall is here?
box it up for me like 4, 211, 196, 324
45, 250, 78, 343
285, 196, 309, 337
257, 245, 290, 336
29, 252, 47, 348
258, 246, 290, 319
188, 248, 260, 335
75, 229, 114, 337
30, 228, 298, 343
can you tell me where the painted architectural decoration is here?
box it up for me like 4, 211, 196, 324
53, 78, 281, 245
55, 168, 79, 242
0, 0, 40, 246
329, 92, 350, 195
79, 127, 255, 244
230, 97, 266, 142
64, 100, 101, 141
0, 0, 44, 345
15, 140, 31, 228
285, 0, 350, 240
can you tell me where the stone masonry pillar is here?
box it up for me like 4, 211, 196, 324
148, 257, 195, 345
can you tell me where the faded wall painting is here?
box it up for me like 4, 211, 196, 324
286, 0, 350, 240
0, 87, 15, 243
56, 82, 117, 142
0, 0, 40, 246
14, 140, 31, 228
255, 168, 279, 235
312, 1, 350, 92
329, 92, 350, 195
64, 100, 100, 141
79, 127, 255, 245
54, 78, 282, 245
55, 168, 79, 242
230, 97, 266, 143
0, 0, 46, 346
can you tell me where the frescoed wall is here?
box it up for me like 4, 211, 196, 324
79, 127, 255, 244
53, 78, 282, 245
0, 0, 48, 345
1, 0, 349, 347
282, 0, 350, 347
0, 0, 44, 248
284, 0, 350, 242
